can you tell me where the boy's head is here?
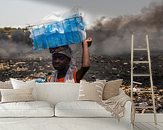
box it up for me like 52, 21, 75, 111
49, 46, 72, 71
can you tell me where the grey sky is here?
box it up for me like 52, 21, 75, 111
0, 0, 161, 27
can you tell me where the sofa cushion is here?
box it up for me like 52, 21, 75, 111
10, 78, 37, 100
0, 81, 13, 101
0, 81, 12, 89
1, 88, 34, 103
78, 80, 106, 102
103, 79, 123, 100
0, 101, 54, 117
55, 101, 112, 117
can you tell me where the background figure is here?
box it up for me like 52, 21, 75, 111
47, 37, 92, 83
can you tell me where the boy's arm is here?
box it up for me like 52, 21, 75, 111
76, 37, 92, 83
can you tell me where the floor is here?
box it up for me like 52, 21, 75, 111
0, 114, 162, 130
0, 117, 133, 130
133, 114, 163, 130
134, 122, 163, 130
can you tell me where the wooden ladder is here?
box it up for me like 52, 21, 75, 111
131, 34, 157, 125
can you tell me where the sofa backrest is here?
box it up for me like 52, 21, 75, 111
35, 82, 80, 105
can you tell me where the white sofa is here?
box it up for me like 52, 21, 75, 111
0, 82, 132, 130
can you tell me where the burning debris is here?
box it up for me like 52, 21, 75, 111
0, 63, 4, 70
0, 58, 53, 81
122, 84, 163, 113
0, 52, 162, 85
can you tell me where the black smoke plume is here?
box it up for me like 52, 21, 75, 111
87, 2, 163, 55
0, 2, 163, 58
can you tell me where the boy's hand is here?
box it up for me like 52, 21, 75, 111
83, 37, 92, 47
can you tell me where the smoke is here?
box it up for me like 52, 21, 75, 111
1, 2, 163, 58
88, 2, 163, 55
0, 40, 32, 58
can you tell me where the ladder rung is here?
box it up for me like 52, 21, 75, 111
133, 74, 150, 77
135, 106, 154, 109
133, 48, 147, 51
133, 61, 149, 64
133, 81, 142, 85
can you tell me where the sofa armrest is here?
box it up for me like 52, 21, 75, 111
121, 100, 132, 123
117, 100, 133, 129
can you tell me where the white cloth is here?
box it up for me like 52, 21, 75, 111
98, 90, 132, 120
